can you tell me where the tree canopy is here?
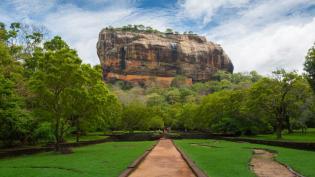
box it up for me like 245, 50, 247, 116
1, 21, 315, 150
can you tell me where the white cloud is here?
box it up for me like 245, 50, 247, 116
202, 0, 315, 73
0, 12, 12, 24
42, 3, 178, 65
42, 4, 134, 64
178, 0, 250, 25
220, 18, 315, 74
5, 0, 56, 16
1, 0, 315, 74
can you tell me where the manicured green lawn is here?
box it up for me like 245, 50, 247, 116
244, 128, 315, 142
175, 139, 315, 177
0, 141, 154, 177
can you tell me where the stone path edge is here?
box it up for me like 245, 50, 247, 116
118, 140, 159, 177
171, 140, 209, 177
221, 137, 315, 151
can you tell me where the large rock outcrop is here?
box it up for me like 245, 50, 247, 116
97, 29, 233, 86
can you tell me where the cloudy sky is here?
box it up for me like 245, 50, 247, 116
1, 0, 315, 74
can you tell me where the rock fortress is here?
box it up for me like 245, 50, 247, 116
97, 28, 233, 87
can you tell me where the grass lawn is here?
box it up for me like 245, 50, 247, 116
243, 128, 315, 142
0, 141, 154, 177
175, 139, 315, 177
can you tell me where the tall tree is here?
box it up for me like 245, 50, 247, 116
248, 70, 303, 139
64, 64, 121, 142
0, 33, 31, 147
121, 102, 150, 132
304, 43, 315, 92
29, 36, 120, 148
28, 36, 83, 151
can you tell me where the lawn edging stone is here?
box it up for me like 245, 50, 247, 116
0, 133, 161, 159
222, 137, 315, 151
0, 146, 54, 159
167, 132, 315, 151
0, 138, 111, 158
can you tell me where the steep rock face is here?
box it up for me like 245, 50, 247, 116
97, 29, 233, 86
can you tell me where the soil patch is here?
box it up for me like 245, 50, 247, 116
190, 143, 221, 148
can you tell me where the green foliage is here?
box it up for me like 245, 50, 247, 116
177, 103, 198, 131
121, 102, 150, 131
247, 70, 310, 138
165, 88, 181, 104
3, 30, 114, 147
108, 25, 182, 35
26, 36, 120, 148
147, 93, 166, 106
244, 128, 315, 142
304, 43, 315, 92
115, 24, 161, 34
33, 122, 54, 142
43, 36, 69, 50
189, 71, 263, 95
148, 116, 164, 130
109, 66, 313, 137
63, 64, 121, 140
0, 38, 34, 147
1, 20, 315, 149
115, 80, 133, 90
27, 36, 83, 148
165, 28, 173, 34
196, 89, 258, 134
170, 75, 188, 88
0, 75, 32, 146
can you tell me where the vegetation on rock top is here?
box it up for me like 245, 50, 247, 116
105, 24, 195, 35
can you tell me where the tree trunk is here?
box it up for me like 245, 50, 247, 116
55, 141, 60, 151
277, 93, 288, 139
55, 117, 60, 151
276, 111, 283, 139
276, 125, 282, 139
276, 112, 284, 139
285, 115, 293, 134
76, 118, 80, 143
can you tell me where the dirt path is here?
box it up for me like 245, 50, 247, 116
128, 139, 196, 177
250, 149, 298, 177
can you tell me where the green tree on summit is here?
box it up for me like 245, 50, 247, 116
165, 28, 173, 34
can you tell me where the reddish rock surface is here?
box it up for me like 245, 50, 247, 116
97, 29, 233, 86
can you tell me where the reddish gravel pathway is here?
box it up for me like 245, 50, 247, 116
128, 139, 196, 177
